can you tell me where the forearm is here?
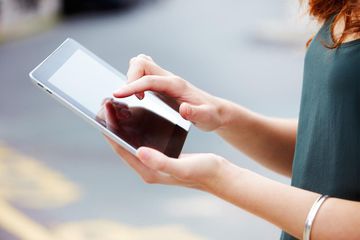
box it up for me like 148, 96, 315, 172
209, 162, 360, 240
215, 99, 297, 176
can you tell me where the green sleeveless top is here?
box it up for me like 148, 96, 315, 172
281, 16, 360, 240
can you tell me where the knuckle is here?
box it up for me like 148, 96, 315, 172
137, 54, 153, 61
128, 58, 146, 80
156, 159, 167, 172
132, 57, 146, 67
129, 57, 137, 65
137, 53, 148, 59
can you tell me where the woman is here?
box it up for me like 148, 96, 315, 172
106, 1, 360, 239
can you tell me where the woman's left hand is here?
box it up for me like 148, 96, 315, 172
106, 138, 230, 192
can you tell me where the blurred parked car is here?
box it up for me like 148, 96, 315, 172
0, 0, 60, 43
63, 0, 140, 15
0, 0, 141, 43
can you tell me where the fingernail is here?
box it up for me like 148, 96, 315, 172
136, 93, 144, 100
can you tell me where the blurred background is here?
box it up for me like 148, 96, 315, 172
0, 0, 316, 239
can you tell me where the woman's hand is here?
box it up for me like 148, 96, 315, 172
113, 54, 226, 132
106, 54, 234, 192
106, 137, 230, 192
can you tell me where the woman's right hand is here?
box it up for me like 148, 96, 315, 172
113, 54, 226, 132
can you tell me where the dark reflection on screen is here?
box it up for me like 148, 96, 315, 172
47, 49, 189, 157
96, 98, 179, 153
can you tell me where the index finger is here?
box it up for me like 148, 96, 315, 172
127, 56, 172, 100
127, 56, 171, 83
113, 75, 186, 99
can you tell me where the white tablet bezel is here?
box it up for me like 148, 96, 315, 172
29, 38, 191, 156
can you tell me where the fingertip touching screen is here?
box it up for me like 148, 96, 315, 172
47, 49, 190, 157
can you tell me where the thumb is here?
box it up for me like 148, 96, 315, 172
137, 147, 186, 177
179, 103, 209, 123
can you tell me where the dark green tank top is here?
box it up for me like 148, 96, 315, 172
281, 16, 360, 240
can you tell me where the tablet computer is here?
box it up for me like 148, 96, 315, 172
29, 38, 191, 158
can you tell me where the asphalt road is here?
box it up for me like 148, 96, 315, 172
0, 0, 306, 239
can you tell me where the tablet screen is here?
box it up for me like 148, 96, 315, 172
47, 49, 189, 156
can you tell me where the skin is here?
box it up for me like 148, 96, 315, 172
105, 14, 360, 240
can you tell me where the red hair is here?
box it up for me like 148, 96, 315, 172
305, 0, 360, 48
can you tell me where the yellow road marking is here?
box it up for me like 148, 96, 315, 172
0, 145, 81, 208
0, 144, 206, 240
0, 199, 52, 240
0, 144, 76, 240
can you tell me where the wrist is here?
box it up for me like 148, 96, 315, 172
204, 157, 248, 196
213, 97, 234, 131
215, 99, 261, 135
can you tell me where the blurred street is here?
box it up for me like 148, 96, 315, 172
0, 0, 308, 239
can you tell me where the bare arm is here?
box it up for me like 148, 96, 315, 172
216, 100, 297, 177
210, 162, 360, 240
106, 139, 360, 240
107, 55, 360, 239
